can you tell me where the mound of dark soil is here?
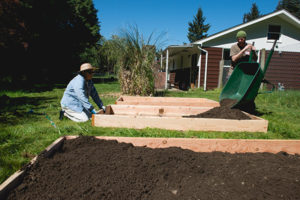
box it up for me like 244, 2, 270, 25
220, 98, 237, 107
185, 99, 251, 120
6, 136, 300, 200
185, 106, 251, 120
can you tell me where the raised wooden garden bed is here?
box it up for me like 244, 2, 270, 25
92, 96, 268, 132
1, 136, 300, 199
115, 96, 220, 107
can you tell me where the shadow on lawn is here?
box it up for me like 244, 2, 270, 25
0, 95, 57, 125
0, 81, 67, 93
93, 76, 117, 83
252, 109, 273, 117
1, 77, 117, 93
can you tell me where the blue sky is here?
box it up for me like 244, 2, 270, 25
94, 0, 278, 48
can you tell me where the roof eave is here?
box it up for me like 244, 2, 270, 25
193, 9, 300, 45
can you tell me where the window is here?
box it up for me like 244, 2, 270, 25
223, 49, 231, 60
268, 25, 281, 40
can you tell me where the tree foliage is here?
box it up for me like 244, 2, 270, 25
276, 0, 300, 18
187, 7, 210, 43
243, 3, 262, 23
98, 36, 122, 74
0, 0, 100, 87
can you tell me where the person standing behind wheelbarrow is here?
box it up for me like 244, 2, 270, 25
60, 63, 106, 122
229, 30, 258, 113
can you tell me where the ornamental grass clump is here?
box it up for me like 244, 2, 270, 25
116, 26, 164, 96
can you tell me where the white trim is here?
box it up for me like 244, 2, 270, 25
197, 46, 208, 91
165, 49, 169, 90
193, 9, 300, 46
197, 53, 202, 88
160, 54, 163, 70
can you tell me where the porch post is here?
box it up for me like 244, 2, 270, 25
204, 51, 208, 91
160, 53, 163, 69
197, 53, 202, 88
165, 49, 169, 90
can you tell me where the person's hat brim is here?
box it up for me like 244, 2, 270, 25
79, 63, 97, 72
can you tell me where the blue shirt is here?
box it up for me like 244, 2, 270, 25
60, 74, 103, 113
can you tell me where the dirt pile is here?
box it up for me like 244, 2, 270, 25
185, 99, 251, 120
6, 136, 300, 200
219, 98, 237, 107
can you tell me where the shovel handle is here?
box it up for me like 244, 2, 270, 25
249, 42, 255, 62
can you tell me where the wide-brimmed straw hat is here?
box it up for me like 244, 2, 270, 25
79, 63, 96, 72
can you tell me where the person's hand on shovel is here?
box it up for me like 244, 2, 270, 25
243, 44, 255, 56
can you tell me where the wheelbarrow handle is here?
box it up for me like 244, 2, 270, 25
258, 79, 275, 94
263, 39, 278, 75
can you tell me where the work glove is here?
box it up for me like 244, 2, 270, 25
91, 109, 97, 114
102, 106, 106, 113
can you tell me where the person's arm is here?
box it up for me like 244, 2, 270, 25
73, 77, 94, 111
231, 44, 254, 63
89, 82, 104, 110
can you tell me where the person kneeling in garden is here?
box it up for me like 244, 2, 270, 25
60, 63, 105, 122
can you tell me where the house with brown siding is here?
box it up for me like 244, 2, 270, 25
158, 9, 300, 90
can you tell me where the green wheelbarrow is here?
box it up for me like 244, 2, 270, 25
219, 40, 277, 109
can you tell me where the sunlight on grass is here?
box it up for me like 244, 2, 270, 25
1, 81, 300, 183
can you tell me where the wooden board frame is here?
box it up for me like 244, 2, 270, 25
1, 136, 300, 198
93, 114, 268, 132
93, 96, 268, 132
109, 104, 214, 117
116, 96, 220, 107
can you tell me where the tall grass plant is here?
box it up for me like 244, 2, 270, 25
115, 25, 165, 95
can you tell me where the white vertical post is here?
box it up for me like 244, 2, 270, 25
204, 51, 208, 91
197, 46, 208, 91
160, 54, 163, 70
165, 49, 169, 90
257, 49, 260, 64
197, 53, 202, 88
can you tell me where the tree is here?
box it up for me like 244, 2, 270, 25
0, 0, 101, 87
187, 7, 210, 43
23, 0, 101, 82
276, 0, 300, 18
243, 3, 262, 23
0, 0, 28, 87
98, 36, 122, 74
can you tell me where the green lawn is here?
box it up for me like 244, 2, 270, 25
1, 81, 300, 184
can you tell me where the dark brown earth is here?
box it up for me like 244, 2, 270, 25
6, 136, 300, 200
185, 99, 251, 120
185, 106, 251, 120
220, 98, 238, 107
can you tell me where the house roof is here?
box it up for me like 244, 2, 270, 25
163, 44, 197, 56
193, 9, 300, 45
